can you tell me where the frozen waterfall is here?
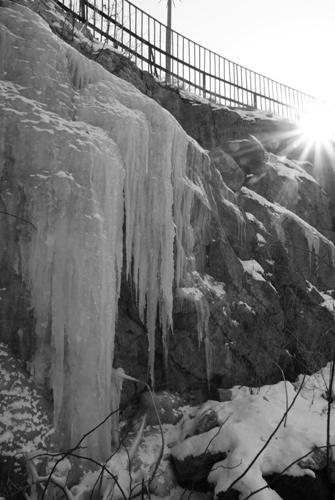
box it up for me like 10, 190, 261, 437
0, 2, 204, 460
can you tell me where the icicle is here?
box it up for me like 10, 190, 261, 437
175, 287, 209, 345
110, 368, 125, 448
175, 286, 212, 386
204, 337, 214, 390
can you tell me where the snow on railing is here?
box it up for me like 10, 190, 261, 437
55, 0, 335, 122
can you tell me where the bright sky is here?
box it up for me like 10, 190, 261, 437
129, 0, 335, 104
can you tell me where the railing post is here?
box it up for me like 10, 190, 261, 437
79, 0, 86, 21
253, 92, 257, 109
202, 72, 206, 99
166, 0, 172, 84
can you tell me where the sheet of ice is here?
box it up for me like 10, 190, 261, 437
0, 3, 203, 461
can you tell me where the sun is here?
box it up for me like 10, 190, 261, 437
299, 108, 335, 146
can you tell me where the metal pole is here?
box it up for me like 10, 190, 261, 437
166, 0, 172, 84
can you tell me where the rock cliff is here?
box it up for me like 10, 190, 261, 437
1, 0, 335, 467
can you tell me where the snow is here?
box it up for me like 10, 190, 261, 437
0, 343, 54, 457
201, 274, 226, 298
256, 232, 266, 246
267, 153, 318, 184
305, 282, 335, 315
246, 212, 267, 232
238, 301, 255, 314
240, 259, 266, 281
170, 365, 335, 500
3, 328, 335, 500
55, 170, 75, 180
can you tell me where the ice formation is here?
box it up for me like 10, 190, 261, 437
0, 3, 202, 460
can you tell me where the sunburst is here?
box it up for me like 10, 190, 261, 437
299, 109, 335, 147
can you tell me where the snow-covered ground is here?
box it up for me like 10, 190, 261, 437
2, 338, 335, 500
69, 364, 335, 500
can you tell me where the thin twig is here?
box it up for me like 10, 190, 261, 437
222, 374, 307, 499
327, 352, 335, 484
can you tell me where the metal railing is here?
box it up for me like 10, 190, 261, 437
56, 0, 334, 122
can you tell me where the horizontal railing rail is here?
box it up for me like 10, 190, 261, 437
55, 0, 335, 122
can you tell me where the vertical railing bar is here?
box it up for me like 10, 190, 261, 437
134, 6, 137, 66
203, 48, 206, 98
194, 43, 196, 93
182, 35, 185, 84
233, 62, 236, 105
228, 61, 231, 105
155, 20, 157, 76
190, 39, 192, 91
255, 72, 258, 108
271, 80, 275, 113
214, 54, 216, 101
276, 82, 279, 114
177, 33, 179, 84
108, 0, 111, 38
244, 67, 246, 106
284, 86, 288, 118
115, 0, 118, 44
159, 21, 162, 77
147, 13, 150, 73
99, 0, 102, 41
92, 0, 96, 38
235, 63, 237, 105
236, 65, 239, 105
187, 38, 190, 89
141, 9, 143, 70
171, 30, 174, 82
121, 0, 124, 49
198, 44, 200, 97
209, 52, 212, 100
220, 57, 223, 103
128, 2, 131, 58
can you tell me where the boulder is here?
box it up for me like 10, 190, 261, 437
172, 447, 227, 486
298, 447, 327, 471
222, 136, 266, 176
194, 409, 219, 435
264, 470, 332, 500
209, 147, 245, 192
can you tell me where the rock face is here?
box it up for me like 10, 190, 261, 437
1, 0, 335, 466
